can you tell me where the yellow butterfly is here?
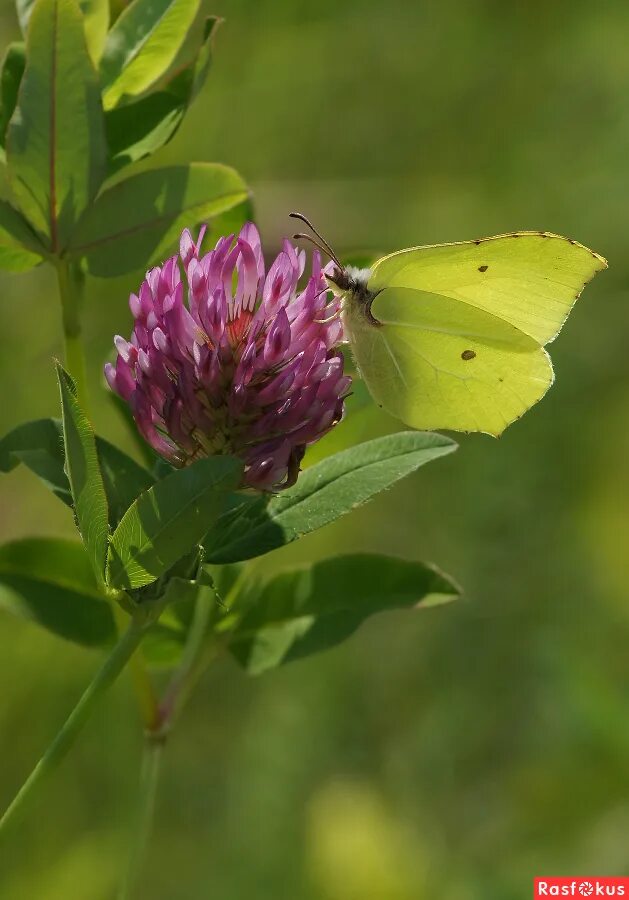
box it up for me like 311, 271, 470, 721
292, 214, 607, 436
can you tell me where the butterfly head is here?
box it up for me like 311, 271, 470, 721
324, 263, 369, 292
289, 212, 379, 324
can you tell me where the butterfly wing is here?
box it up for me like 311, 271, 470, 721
346, 287, 553, 435
345, 233, 606, 435
368, 232, 606, 344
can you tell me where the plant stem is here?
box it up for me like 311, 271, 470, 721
0, 614, 148, 840
56, 256, 160, 733
112, 604, 160, 732
56, 259, 89, 411
158, 586, 216, 734
117, 736, 164, 900
117, 586, 219, 898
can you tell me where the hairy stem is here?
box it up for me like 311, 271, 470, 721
0, 614, 149, 839
56, 259, 89, 411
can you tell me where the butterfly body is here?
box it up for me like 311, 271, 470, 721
327, 231, 607, 436
330, 265, 378, 324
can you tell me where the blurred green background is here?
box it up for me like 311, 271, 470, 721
1, 0, 629, 897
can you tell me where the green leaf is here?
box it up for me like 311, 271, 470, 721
177, 14, 219, 104
0, 43, 25, 150
16, 0, 110, 64
105, 92, 185, 175
107, 455, 243, 590
80, 0, 110, 64
0, 417, 155, 524
0, 199, 44, 271
100, 0, 201, 110
0, 537, 115, 646
67, 163, 249, 277
7, 0, 107, 252
94, 437, 155, 527
0, 418, 71, 504
105, 16, 220, 174
204, 432, 458, 564
56, 365, 109, 583
226, 554, 460, 675
14, 0, 34, 31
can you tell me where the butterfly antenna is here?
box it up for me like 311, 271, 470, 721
289, 212, 343, 269
292, 231, 327, 256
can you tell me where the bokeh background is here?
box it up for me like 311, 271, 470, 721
1, 0, 629, 897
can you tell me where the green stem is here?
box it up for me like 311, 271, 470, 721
117, 737, 164, 900
157, 587, 216, 734
112, 603, 160, 733
57, 256, 160, 733
116, 586, 220, 897
56, 259, 89, 411
0, 615, 148, 839
156, 570, 246, 735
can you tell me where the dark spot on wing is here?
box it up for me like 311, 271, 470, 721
461, 349, 476, 361
478, 265, 488, 272
498, 377, 504, 382
473, 239, 481, 245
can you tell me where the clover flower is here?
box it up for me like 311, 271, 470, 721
105, 222, 350, 490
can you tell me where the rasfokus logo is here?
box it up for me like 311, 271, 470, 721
534, 878, 629, 897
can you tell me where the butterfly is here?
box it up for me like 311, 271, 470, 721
290, 213, 607, 436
